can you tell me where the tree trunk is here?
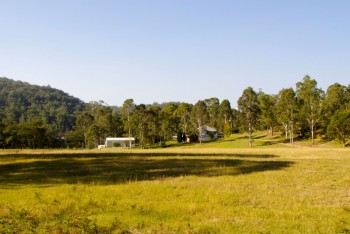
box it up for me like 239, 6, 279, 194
291, 109, 294, 147
249, 123, 252, 147
198, 119, 202, 144
290, 122, 294, 146
282, 123, 288, 139
311, 122, 314, 146
128, 115, 131, 149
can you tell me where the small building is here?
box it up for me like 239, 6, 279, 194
199, 125, 218, 142
105, 137, 135, 148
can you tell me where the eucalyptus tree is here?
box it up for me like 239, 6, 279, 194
258, 91, 278, 136
296, 75, 324, 145
324, 83, 350, 146
218, 99, 232, 136
345, 85, 350, 109
322, 83, 348, 135
204, 97, 220, 130
75, 111, 94, 148
160, 103, 178, 144
175, 102, 192, 138
276, 88, 297, 144
92, 105, 118, 144
327, 109, 350, 147
147, 104, 161, 147
191, 100, 209, 144
121, 99, 135, 149
237, 87, 260, 147
131, 104, 150, 149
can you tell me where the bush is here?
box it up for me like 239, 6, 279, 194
113, 142, 121, 147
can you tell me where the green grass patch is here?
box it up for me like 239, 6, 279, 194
0, 146, 350, 233
175, 132, 345, 149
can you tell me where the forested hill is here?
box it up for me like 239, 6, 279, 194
0, 77, 84, 133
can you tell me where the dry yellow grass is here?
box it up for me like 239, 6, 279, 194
0, 147, 350, 233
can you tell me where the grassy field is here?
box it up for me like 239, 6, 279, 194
1, 135, 350, 233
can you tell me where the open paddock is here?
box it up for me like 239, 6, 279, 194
0, 148, 350, 233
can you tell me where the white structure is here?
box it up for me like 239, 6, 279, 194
199, 125, 218, 142
98, 145, 105, 149
105, 137, 135, 148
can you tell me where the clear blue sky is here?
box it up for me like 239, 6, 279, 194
1, 0, 350, 107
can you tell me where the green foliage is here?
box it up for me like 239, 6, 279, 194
1, 76, 350, 150
0, 77, 84, 132
146, 105, 161, 147
1, 119, 48, 149
121, 99, 135, 146
327, 109, 350, 147
204, 97, 220, 130
175, 103, 192, 135
258, 91, 278, 136
276, 88, 297, 143
296, 75, 324, 145
113, 142, 121, 147
0, 77, 84, 148
131, 104, 150, 149
191, 101, 209, 143
223, 122, 232, 137
66, 102, 122, 149
160, 103, 179, 144
237, 87, 260, 147
322, 83, 350, 134
218, 99, 232, 135
177, 131, 183, 143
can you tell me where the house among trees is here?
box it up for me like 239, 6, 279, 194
199, 125, 218, 142
104, 137, 135, 148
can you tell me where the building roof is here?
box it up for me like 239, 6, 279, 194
106, 137, 135, 141
199, 125, 217, 132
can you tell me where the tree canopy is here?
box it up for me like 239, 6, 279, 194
1, 76, 350, 148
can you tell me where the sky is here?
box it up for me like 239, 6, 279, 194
1, 0, 350, 107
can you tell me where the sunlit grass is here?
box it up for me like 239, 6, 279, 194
177, 132, 345, 149
1, 136, 350, 233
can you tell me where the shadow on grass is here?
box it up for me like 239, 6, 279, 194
0, 154, 294, 187
0, 152, 279, 159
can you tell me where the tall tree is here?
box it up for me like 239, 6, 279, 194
160, 103, 178, 144
218, 99, 232, 136
296, 75, 324, 145
175, 103, 192, 138
276, 88, 297, 144
322, 83, 348, 135
147, 105, 161, 147
258, 91, 277, 136
327, 109, 350, 147
131, 104, 150, 149
204, 97, 220, 130
74, 112, 94, 148
237, 87, 260, 147
191, 100, 209, 144
345, 85, 350, 110
121, 99, 135, 149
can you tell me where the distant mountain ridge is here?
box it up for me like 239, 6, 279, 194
0, 77, 84, 133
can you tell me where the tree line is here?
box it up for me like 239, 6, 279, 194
0, 77, 84, 148
1, 75, 350, 149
